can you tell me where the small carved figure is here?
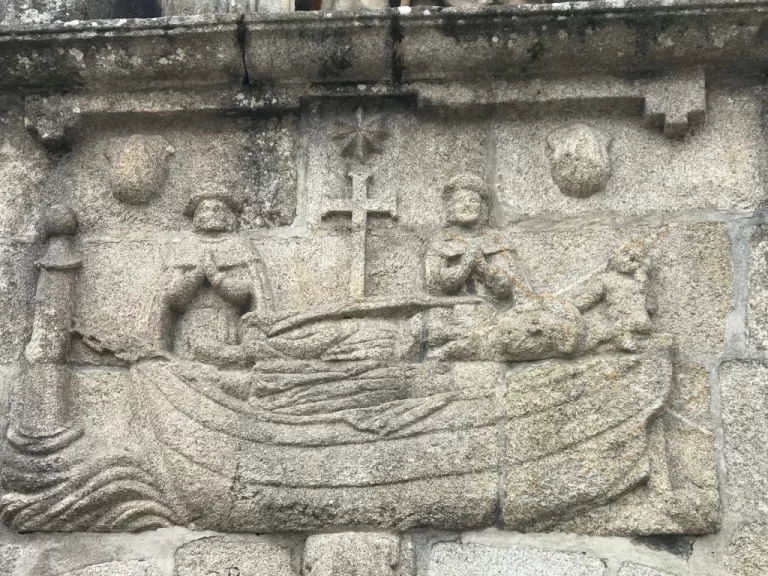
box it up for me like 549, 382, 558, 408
426, 173, 527, 306
425, 174, 583, 362
572, 240, 653, 352
160, 188, 273, 365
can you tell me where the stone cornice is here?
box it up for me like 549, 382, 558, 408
1, 0, 767, 92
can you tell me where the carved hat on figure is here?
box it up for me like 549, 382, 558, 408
184, 186, 243, 233
443, 173, 489, 227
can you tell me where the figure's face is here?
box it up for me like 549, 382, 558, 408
193, 199, 234, 233
609, 246, 643, 274
447, 188, 485, 227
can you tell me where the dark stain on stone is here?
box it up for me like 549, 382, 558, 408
236, 14, 250, 86
391, 12, 405, 84
318, 29, 354, 79
527, 39, 544, 63
632, 535, 696, 559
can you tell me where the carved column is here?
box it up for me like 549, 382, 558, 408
7, 205, 83, 454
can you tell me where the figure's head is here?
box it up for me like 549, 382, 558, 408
184, 188, 242, 234
443, 174, 489, 227
608, 241, 646, 274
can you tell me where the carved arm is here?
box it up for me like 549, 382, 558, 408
571, 276, 607, 312
163, 265, 205, 310
426, 248, 477, 295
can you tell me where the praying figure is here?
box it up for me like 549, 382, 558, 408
425, 173, 529, 308
159, 188, 273, 365
425, 174, 583, 362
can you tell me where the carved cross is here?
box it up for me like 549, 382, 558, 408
321, 172, 398, 298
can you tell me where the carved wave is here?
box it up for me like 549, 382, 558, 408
0, 451, 179, 532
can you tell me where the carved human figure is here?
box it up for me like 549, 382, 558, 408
426, 173, 527, 307
572, 240, 653, 352
160, 189, 273, 365
424, 175, 583, 362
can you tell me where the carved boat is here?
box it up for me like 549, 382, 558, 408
127, 296, 672, 531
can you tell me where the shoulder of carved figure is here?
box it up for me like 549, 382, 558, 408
211, 236, 258, 268
165, 239, 202, 269
481, 231, 513, 255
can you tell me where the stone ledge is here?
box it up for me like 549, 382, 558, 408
1, 0, 768, 91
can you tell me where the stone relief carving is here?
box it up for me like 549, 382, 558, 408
0, 107, 717, 537
0, 206, 179, 532
110, 135, 175, 206
546, 124, 612, 198
332, 107, 389, 165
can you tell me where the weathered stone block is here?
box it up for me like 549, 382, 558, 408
0, 365, 19, 442
503, 349, 671, 532
747, 224, 768, 351
304, 101, 488, 231
427, 543, 607, 576
0, 545, 23, 576
303, 532, 414, 576
725, 523, 768, 576
48, 115, 297, 236
0, 242, 36, 363
174, 537, 296, 576
0, 99, 50, 237
61, 560, 161, 576
720, 361, 768, 519
509, 223, 732, 357
495, 87, 765, 222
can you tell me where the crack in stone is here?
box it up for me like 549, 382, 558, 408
237, 14, 250, 87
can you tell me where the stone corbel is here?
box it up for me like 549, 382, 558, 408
414, 67, 707, 140
642, 68, 707, 139
24, 98, 82, 152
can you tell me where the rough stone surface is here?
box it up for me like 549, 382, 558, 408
427, 543, 607, 576
61, 560, 162, 576
303, 533, 415, 576
546, 124, 612, 198
174, 537, 296, 576
617, 563, 675, 576
495, 88, 766, 222
725, 524, 768, 576
747, 224, 768, 351
110, 135, 174, 206
0, 545, 23, 575
720, 361, 768, 519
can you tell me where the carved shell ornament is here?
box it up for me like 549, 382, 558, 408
546, 124, 612, 198
110, 135, 175, 205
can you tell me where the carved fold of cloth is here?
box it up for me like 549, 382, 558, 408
168, 360, 453, 436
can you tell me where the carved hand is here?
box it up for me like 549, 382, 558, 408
204, 252, 220, 284
164, 265, 205, 309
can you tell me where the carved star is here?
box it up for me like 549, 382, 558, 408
332, 107, 389, 164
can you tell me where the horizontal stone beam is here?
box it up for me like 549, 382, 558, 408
0, 0, 767, 91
